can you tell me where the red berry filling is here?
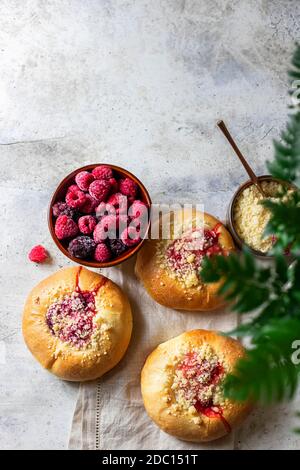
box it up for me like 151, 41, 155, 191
176, 352, 224, 406
173, 351, 231, 433
46, 291, 97, 348
164, 226, 223, 286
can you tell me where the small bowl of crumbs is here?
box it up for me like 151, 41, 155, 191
227, 175, 295, 258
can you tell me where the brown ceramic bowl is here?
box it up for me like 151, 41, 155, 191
227, 174, 296, 259
48, 164, 151, 268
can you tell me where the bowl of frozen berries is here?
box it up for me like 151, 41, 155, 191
49, 164, 151, 267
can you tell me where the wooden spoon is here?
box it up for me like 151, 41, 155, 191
217, 120, 266, 197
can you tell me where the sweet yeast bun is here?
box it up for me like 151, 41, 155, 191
135, 210, 235, 311
23, 266, 132, 381
141, 329, 252, 442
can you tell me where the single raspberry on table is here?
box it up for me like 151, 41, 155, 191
109, 239, 127, 257
52, 202, 77, 219
80, 194, 98, 214
107, 192, 128, 214
121, 226, 141, 247
66, 187, 87, 209
68, 236, 96, 259
89, 179, 111, 202
75, 171, 95, 191
28, 245, 48, 263
78, 215, 97, 234
92, 165, 113, 180
55, 215, 79, 240
119, 177, 138, 199
94, 243, 112, 262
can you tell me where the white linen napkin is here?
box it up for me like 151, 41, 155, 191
69, 255, 237, 450
69, 257, 238, 450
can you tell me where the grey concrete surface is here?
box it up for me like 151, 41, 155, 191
0, 0, 299, 449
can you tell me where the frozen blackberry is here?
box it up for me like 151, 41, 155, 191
52, 202, 77, 219
68, 236, 96, 259
109, 238, 127, 257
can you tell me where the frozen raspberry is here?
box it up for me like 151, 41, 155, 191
75, 171, 94, 191
93, 215, 118, 242
28, 245, 48, 263
80, 194, 98, 214
95, 202, 115, 219
92, 165, 113, 180
94, 243, 112, 262
66, 188, 87, 209
89, 179, 111, 202
119, 177, 138, 198
107, 192, 128, 214
55, 215, 79, 240
52, 202, 77, 219
78, 215, 97, 234
129, 200, 148, 219
67, 184, 80, 194
68, 236, 96, 259
108, 177, 118, 193
121, 226, 141, 247
109, 239, 127, 257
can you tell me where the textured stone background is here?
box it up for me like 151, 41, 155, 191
0, 0, 299, 449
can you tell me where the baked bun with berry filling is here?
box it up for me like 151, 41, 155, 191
135, 210, 235, 311
141, 329, 252, 442
22, 266, 132, 381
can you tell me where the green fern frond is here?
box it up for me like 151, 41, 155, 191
267, 112, 300, 184
224, 318, 300, 404
288, 44, 300, 81
263, 190, 300, 255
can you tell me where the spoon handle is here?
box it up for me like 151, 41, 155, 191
217, 120, 266, 197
